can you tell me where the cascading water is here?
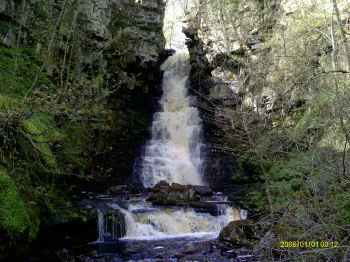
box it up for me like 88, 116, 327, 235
94, 51, 246, 242
97, 210, 105, 242
107, 202, 245, 240
94, 208, 126, 242
137, 50, 204, 188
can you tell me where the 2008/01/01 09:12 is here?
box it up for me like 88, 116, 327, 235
281, 241, 339, 248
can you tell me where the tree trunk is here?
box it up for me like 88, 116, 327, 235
333, 0, 350, 73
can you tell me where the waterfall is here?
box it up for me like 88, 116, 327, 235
108, 203, 246, 240
95, 208, 126, 242
138, 50, 204, 188
97, 210, 105, 242
94, 51, 246, 242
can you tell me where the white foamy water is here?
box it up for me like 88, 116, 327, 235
97, 209, 105, 242
108, 203, 246, 240
138, 51, 204, 188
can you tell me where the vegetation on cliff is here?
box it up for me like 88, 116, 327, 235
186, 0, 350, 260
0, 169, 30, 237
0, 0, 164, 256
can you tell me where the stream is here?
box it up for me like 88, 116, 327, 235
66, 189, 248, 262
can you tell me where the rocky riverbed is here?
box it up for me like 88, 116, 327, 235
62, 236, 254, 262
22, 181, 253, 262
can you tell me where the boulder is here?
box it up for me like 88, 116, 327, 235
152, 180, 170, 192
219, 219, 257, 248
188, 201, 218, 216
183, 244, 197, 254
148, 181, 200, 205
107, 184, 134, 196
193, 185, 213, 196
169, 183, 199, 202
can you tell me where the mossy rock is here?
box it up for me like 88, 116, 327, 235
171, 182, 186, 190
0, 169, 30, 236
148, 181, 200, 205
219, 219, 257, 248
21, 114, 59, 170
151, 180, 170, 192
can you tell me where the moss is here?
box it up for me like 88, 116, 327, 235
58, 124, 93, 175
22, 115, 60, 170
171, 183, 186, 190
0, 46, 53, 99
0, 94, 19, 110
0, 169, 30, 236
28, 211, 40, 241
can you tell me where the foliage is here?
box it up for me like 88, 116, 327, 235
0, 0, 148, 253
188, 0, 350, 260
0, 169, 30, 237
0, 46, 53, 98
0, 0, 122, 250
113, 108, 147, 140
57, 123, 94, 176
21, 115, 60, 170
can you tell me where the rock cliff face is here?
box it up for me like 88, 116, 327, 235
0, 0, 166, 191
184, 0, 319, 196
79, 0, 165, 190
183, 1, 279, 190
184, 1, 269, 112
0, 0, 165, 65
77, 0, 165, 64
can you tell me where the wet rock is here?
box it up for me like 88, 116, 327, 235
183, 244, 197, 254
159, 49, 176, 64
188, 201, 218, 215
194, 185, 213, 196
107, 184, 134, 196
147, 182, 228, 214
174, 253, 184, 259
171, 182, 186, 190
181, 254, 207, 262
169, 183, 198, 201
221, 249, 238, 259
152, 180, 170, 192
148, 181, 200, 205
219, 219, 257, 248
209, 243, 219, 254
